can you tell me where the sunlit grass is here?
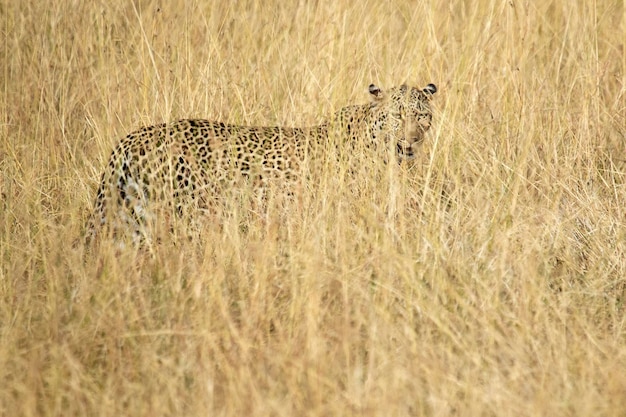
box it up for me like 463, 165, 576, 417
1, 1, 625, 416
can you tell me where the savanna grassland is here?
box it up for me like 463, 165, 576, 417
1, 1, 625, 416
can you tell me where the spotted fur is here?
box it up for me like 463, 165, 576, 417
86, 83, 437, 243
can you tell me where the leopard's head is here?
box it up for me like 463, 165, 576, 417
369, 83, 437, 159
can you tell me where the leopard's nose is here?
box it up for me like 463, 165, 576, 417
407, 135, 424, 145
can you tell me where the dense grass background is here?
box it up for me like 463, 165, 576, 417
1, 1, 625, 415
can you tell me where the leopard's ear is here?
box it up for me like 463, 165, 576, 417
369, 84, 384, 100
423, 84, 437, 96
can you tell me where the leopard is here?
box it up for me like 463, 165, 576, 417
85, 83, 437, 244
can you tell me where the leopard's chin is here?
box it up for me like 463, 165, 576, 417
396, 142, 416, 160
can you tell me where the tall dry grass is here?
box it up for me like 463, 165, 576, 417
1, 0, 625, 416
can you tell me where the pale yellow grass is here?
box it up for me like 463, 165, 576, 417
1, 1, 625, 416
